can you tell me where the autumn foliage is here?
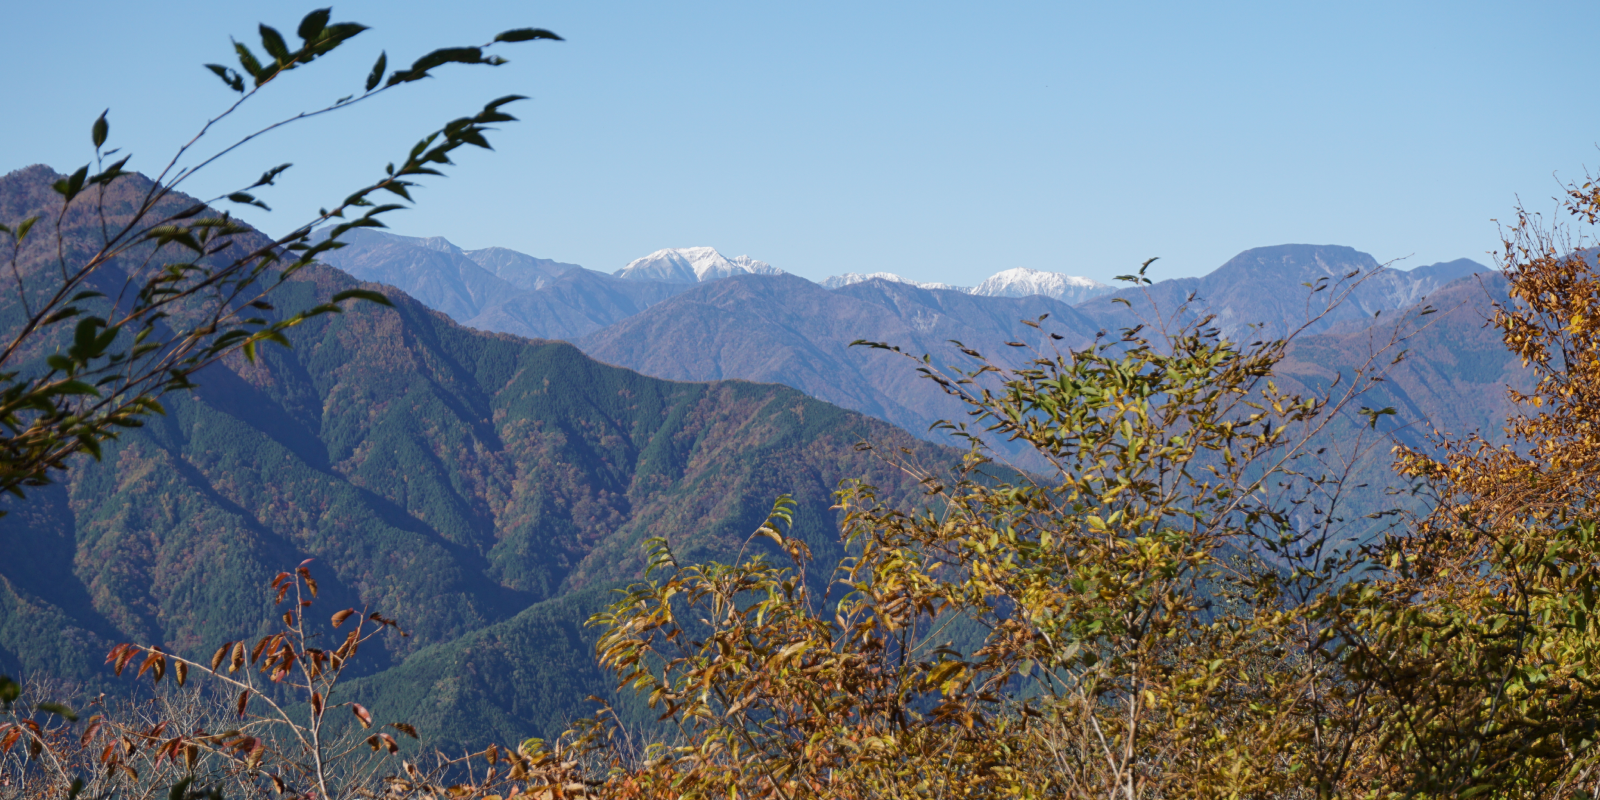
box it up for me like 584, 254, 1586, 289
10, 8, 1600, 800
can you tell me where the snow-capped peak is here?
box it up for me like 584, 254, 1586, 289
821, 272, 969, 292
615, 247, 783, 284
970, 268, 1113, 303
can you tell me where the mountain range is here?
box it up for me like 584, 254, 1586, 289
0, 166, 963, 748
0, 163, 1528, 754
321, 234, 1501, 455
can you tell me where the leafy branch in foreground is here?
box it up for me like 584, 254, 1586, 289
0, 6, 561, 510
1326, 174, 1600, 798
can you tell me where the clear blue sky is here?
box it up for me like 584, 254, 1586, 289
3, 1, 1597, 285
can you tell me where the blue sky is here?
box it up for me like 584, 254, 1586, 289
2, 1, 1597, 285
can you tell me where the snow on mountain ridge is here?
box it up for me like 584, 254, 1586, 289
615, 247, 1107, 302
819, 266, 1111, 303
821, 272, 969, 292
615, 247, 782, 284
970, 268, 1114, 303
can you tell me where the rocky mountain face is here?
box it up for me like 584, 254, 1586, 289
0, 166, 956, 749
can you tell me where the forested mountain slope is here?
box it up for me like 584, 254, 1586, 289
0, 166, 954, 746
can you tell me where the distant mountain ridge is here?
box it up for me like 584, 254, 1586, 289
614, 246, 781, 283
579, 274, 1101, 453
820, 267, 1113, 303
820, 272, 969, 292
970, 267, 1114, 303
1083, 245, 1491, 342
316, 234, 1497, 458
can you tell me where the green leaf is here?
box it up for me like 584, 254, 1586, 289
314, 22, 368, 55
226, 192, 271, 211
0, 675, 18, 708
41, 307, 82, 326
48, 381, 101, 397
87, 155, 131, 187
1358, 406, 1398, 429
250, 164, 292, 189
259, 24, 292, 64
91, 110, 108, 149
297, 8, 331, 43
331, 288, 393, 307
72, 317, 102, 356
204, 63, 246, 93
484, 94, 528, 111
52, 165, 90, 203
386, 47, 493, 86
168, 776, 193, 800
233, 39, 266, 81
494, 28, 564, 43
365, 50, 386, 92
379, 181, 412, 202
36, 701, 78, 721
15, 216, 38, 241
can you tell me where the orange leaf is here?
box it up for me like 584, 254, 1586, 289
136, 650, 160, 680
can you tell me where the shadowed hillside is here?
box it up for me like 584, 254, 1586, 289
0, 166, 956, 747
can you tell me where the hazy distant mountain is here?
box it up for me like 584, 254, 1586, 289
614, 246, 782, 283
464, 268, 693, 340
820, 267, 1109, 301
312, 229, 525, 320
1269, 271, 1525, 542
821, 272, 970, 292
462, 246, 583, 291
1079, 245, 1493, 343
579, 274, 1101, 447
324, 235, 1496, 464
970, 267, 1114, 303
311, 230, 690, 341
